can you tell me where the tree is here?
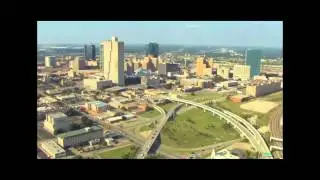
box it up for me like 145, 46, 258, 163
222, 123, 232, 131
81, 116, 93, 127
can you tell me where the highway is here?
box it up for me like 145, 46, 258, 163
135, 105, 167, 159
162, 96, 273, 159
269, 105, 283, 159
55, 97, 180, 159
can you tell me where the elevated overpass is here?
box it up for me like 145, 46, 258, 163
135, 104, 182, 159
161, 96, 273, 159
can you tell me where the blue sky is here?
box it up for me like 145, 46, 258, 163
37, 21, 283, 47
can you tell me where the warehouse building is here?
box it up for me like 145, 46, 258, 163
85, 101, 108, 113
222, 81, 238, 88
57, 126, 104, 148
41, 140, 66, 159
246, 80, 282, 97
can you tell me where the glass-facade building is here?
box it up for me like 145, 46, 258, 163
99, 44, 104, 70
84, 44, 96, 60
146, 43, 159, 57
245, 49, 262, 77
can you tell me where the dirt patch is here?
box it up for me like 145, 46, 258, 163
227, 142, 254, 151
240, 100, 279, 114
140, 130, 152, 139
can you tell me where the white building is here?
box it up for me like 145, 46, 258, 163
57, 126, 104, 148
41, 140, 66, 159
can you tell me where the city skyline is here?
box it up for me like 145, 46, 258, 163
37, 21, 283, 48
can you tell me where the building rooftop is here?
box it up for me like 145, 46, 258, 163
106, 86, 127, 93
57, 125, 103, 139
41, 140, 65, 154
111, 96, 130, 103
47, 112, 67, 119
87, 101, 107, 107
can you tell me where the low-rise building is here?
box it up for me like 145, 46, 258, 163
120, 91, 136, 99
68, 70, 76, 78
183, 86, 201, 92
222, 81, 238, 88
56, 94, 77, 101
180, 78, 200, 87
41, 140, 66, 159
198, 79, 213, 88
105, 116, 124, 123
246, 80, 282, 97
253, 75, 268, 81
83, 78, 112, 90
46, 89, 63, 95
144, 89, 168, 97
229, 94, 250, 103
44, 112, 71, 135
96, 111, 117, 120
233, 65, 251, 81
141, 76, 161, 86
85, 101, 108, 113
39, 96, 58, 104
57, 126, 104, 148
122, 101, 138, 110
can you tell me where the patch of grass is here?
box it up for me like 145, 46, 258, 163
97, 145, 138, 159
159, 103, 177, 113
216, 100, 272, 127
183, 92, 226, 102
160, 108, 240, 148
139, 123, 155, 132
139, 108, 161, 118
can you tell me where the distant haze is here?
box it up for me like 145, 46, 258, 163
37, 21, 283, 48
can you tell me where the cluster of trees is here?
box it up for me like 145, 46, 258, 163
212, 75, 226, 83
121, 146, 139, 159
81, 116, 93, 127
222, 123, 232, 131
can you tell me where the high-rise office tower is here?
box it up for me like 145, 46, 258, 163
84, 44, 96, 60
245, 49, 262, 77
100, 36, 125, 86
45, 56, 56, 67
196, 57, 212, 77
146, 43, 159, 58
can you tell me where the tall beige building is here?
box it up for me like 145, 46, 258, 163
100, 36, 125, 86
233, 65, 251, 81
217, 66, 230, 79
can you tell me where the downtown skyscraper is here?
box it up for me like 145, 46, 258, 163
146, 42, 159, 58
245, 49, 262, 77
84, 44, 96, 60
100, 37, 124, 86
